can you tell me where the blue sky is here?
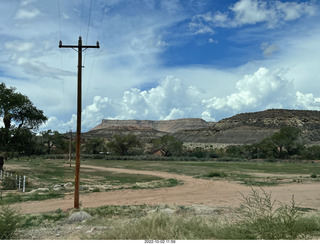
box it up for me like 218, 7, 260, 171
1, 0, 320, 132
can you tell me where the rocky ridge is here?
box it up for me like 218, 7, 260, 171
89, 118, 212, 133
86, 109, 320, 146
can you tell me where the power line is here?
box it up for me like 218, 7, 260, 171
57, 0, 62, 41
84, 0, 107, 106
57, 0, 66, 120
85, 0, 93, 45
79, 0, 85, 37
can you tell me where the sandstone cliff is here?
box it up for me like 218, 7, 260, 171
86, 109, 320, 146
89, 118, 211, 133
173, 109, 320, 145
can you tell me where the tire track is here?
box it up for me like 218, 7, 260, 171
12, 165, 320, 214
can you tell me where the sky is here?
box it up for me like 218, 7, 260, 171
1, 0, 320, 133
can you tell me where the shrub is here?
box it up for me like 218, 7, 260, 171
89, 212, 216, 240
0, 205, 21, 239
2, 177, 17, 190
216, 188, 304, 240
205, 171, 227, 178
310, 174, 317, 178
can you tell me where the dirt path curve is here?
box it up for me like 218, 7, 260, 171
13, 165, 320, 214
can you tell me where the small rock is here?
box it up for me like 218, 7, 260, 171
37, 188, 49, 192
68, 211, 92, 223
56, 233, 60, 237
64, 182, 73, 188
53, 185, 63, 191
86, 227, 96, 233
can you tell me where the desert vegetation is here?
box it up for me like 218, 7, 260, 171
1, 188, 320, 240
0, 158, 319, 239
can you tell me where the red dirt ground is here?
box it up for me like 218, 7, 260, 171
12, 165, 320, 214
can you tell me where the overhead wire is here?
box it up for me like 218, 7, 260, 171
58, 0, 103, 126
79, 0, 85, 37
84, 0, 107, 106
57, 0, 67, 125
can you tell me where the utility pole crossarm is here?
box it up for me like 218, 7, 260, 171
59, 40, 100, 49
59, 36, 99, 209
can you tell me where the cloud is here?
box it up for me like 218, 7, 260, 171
15, 8, 41, 19
295, 92, 320, 110
15, 57, 75, 79
189, 14, 215, 35
5, 41, 34, 52
260, 42, 279, 57
21, 0, 38, 6
190, 0, 317, 30
43, 66, 320, 133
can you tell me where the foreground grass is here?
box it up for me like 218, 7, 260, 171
83, 189, 320, 240
5, 189, 319, 240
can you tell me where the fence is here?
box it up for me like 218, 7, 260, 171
0, 170, 26, 193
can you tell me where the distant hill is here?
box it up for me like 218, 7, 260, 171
86, 109, 320, 147
89, 118, 212, 133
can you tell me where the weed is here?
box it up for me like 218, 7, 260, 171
216, 188, 306, 239
310, 173, 317, 178
0, 205, 22, 239
87, 212, 216, 240
205, 171, 227, 178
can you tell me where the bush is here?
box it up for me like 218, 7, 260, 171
310, 174, 317, 178
216, 188, 304, 240
89, 212, 216, 240
205, 171, 227, 178
0, 205, 21, 239
2, 176, 17, 190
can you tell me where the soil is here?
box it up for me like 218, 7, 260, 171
9, 164, 320, 240
12, 164, 320, 214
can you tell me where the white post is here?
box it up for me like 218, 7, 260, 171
18, 175, 21, 190
23, 176, 26, 193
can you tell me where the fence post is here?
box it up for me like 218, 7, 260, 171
23, 176, 26, 193
18, 175, 21, 190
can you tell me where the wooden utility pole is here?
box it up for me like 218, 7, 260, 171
69, 129, 72, 166
59, 36, 99, 209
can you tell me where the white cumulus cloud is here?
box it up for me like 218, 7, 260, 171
191, 0, 317, 30
42, 66, 320, 132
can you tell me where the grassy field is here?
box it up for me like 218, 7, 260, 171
4, 157, 320, 189
1, 157, 320, 239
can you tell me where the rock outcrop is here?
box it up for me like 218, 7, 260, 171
86, 109, 320, 147
173, 109, 320, 145
89, 118, 211, 133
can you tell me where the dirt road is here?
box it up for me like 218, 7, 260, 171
13, 165, 320, 214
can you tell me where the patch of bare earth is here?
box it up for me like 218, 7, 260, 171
11, 165, 320, 215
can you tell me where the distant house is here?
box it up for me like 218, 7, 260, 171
153, 148, 168, 156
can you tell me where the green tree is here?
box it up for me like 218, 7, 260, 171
0, 83, 47, 157
83, 138, 106, 154
151, 135, 183, 156
271, 127, 304, 158
107, 134, 141, 156
40, 130, 65, 154
255, 137, 279, 159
